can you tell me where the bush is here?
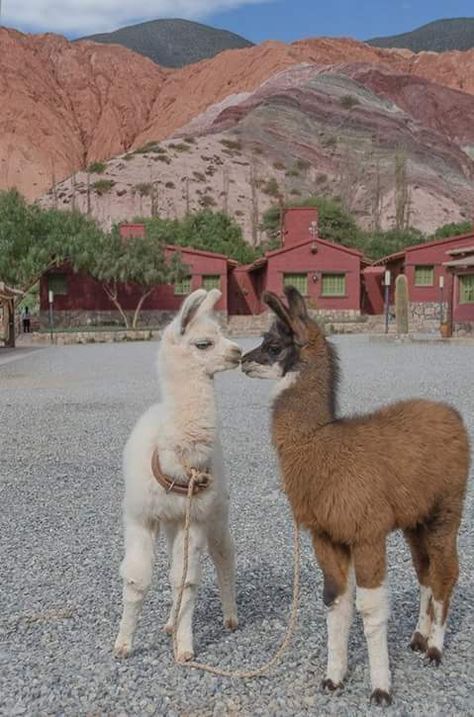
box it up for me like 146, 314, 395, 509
262, 177, 280, 197
88, 161, 107, 174
340, 95, 360, 110
295, 158, 311, 171
168, 142, 191, 153
165, 181, 175, 189
431, 221, 473, 239
273, 161, 286, 171
92, 179, 115, 196
133, 183, 152, 197
220, 138, 242, 152
200, 195, 217, 208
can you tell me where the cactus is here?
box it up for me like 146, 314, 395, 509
395, 274, 409, 334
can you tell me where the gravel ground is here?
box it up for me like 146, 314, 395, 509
0, 336, 473, 717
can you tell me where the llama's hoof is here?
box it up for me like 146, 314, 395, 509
321, 678, 343, 692
114, 640, 131, 658
370, 689, 392, 706
224, 615, 239, 631
177, 650, 194, 663
424, 647, 442, 666
163, 622, 173, 635
410, 631, 428, 653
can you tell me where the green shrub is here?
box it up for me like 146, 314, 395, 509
88, 161, 107, 174
133, 183, 152, 197
220, 138, 242, 152
262, 178, 280, 197
340, 95, 360, 109
92, 179, 115, 195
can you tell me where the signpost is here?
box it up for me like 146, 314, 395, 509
384, 270, 391, 335
439, 275, 445, 323
48, 290, 54, 344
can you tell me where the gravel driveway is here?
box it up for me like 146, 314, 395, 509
1, 337, 472, 716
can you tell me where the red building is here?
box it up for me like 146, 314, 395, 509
229, 207, 363, 317
40, 228, 231, 327
40, 210, 365, 328
368, 232, 474, 333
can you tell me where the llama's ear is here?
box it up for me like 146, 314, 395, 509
178, 289, 207, 335
196, 288, 222, 316
264, 290, 308, 346
263, 291, 293, 330
284, 286, 308, 321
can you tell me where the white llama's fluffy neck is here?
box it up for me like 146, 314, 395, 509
160, 357, 217, 458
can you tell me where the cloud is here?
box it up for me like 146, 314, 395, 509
3, 0, 270, 36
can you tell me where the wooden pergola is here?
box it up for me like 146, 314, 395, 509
0, 282, 23, 348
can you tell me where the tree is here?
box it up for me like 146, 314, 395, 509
79, 226, 187, 328
0, 190, 103, 299
431, 221, 473, 239
138, 211, 259, 264
261, 196, 365, 251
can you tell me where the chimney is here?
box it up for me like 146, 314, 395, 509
282, 207, 319, 249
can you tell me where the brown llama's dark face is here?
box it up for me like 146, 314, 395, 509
241, 286, 309, 379
241, 320, 301, 379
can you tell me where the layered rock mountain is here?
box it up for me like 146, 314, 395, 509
2, 27, 474, 234
40, 63, 474, 235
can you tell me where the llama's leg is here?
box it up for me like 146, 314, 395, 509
207, 516, 238, 630
166, 521, 206, 661
311, 532, 354, 690
114, 516, 158, 657
403, 525, 432, 652
353, 541, 391, 706
424, 523, 460, 665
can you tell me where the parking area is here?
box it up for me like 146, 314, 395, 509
0, 337, 473, 716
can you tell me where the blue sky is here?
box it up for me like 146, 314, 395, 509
2, 0, 473, 41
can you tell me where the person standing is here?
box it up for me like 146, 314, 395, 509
22, 306, 31, 333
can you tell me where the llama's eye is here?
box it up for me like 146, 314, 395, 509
195, 340, 213, 350
268, 345, 281, 356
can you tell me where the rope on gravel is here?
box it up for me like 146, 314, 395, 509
171, 472, 300, 678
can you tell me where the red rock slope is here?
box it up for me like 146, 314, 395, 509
2, 28, 474, 199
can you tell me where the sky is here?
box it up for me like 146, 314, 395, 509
1, 0, 473, 42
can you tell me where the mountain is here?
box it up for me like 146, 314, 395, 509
80, 18, 253, 68
39, 62, 474, 235
367, 18, 474, 52
2, 27, 474, 233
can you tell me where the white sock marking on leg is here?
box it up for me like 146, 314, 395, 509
428, 599, 446, 652
326, 570, 354, 684
356, 583, 391, 694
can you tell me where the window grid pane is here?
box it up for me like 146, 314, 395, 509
174, 276, 192, 295
202, 275, 220, 291
283, 273, 308, 295
321, 274, 346, 296
414, 266, 434, 286
460, 274, 474, 303
47, 274, 68, 295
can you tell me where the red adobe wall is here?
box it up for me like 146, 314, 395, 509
452, 271, 474, 322
119, 224, 147, 239
404, 234, 474, 303
40, 247, 229, 313
228, 265, 266, 315
282, 207, 318, 249
265, 239, 361, 310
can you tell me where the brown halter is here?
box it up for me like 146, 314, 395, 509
151, 449, 211, 496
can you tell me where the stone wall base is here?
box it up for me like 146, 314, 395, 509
40, 309, 227, 330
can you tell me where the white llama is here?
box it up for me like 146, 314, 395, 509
114, 289, 242, 661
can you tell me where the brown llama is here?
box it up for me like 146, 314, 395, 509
241, 286, 469, 705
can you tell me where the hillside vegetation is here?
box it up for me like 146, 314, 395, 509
81, 18, 253, 68
368, 18, 474, 52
